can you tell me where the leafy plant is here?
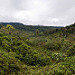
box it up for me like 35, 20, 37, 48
66, 44, 75, 56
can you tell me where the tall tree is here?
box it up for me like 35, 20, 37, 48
6, 24, 15, 35
36, 29, 39, 36
6, 24, 15, 43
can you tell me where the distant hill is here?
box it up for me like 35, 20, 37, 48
0, 22, 62, 32
65, 23, 75, 34
60, 23, 75, 34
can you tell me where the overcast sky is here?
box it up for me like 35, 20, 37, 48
0, 0, 75, 26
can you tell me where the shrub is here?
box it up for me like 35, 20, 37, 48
22, 50, 51, 66
51, 53, 66, 62
2, 36, 9, 41
0, 32, 4, 36
45, 39, 61, 51
61, 41, 72, 51
66, 44, 75, 56
0, 50, 20, 75
17, 43, 31, 55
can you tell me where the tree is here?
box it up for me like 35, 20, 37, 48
6, 24, 15, 43
6, 24, 15, 35
36, 29, 39, 36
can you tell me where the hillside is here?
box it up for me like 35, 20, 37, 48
0, 23, 75, 75
60, 23, 75, 34
0, 22, 62, 32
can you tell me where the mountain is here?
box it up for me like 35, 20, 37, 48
0, 22, 62, 32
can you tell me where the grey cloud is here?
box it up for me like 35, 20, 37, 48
0, 0, 75, 26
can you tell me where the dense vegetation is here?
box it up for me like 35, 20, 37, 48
0, 23, 75, 75
0, 22, 61, 32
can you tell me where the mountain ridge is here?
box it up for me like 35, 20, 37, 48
0, 22, 62, 32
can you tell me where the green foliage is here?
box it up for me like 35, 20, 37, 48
2, 39, 10, 50
0, 37, 2, 45
66, 44, 75, 56
28, 56, 75, 75
2, 36, 9, 41
6, 24, 15, 35
56, 56, 75, 75
22, 50, 51, 66
51, 53, 66, 62
17, 43, 31, 55
0, 32, 4, 36
0, 50, 20, 75
44, 39, 61, 51
61, 40, 72, 51
0, 24, 75, 74
6, 24, 15, 31
30, 37, 46, 46
0, 22, 59, 33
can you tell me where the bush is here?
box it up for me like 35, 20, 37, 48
22, 50, 51, 66
51, 53, 66, 62
17, 43, 31, 55
0, 50, 20, 75
45, 39, 61, 51
66, 44, 75, 56
0, 32, 4, 36
2, 36, 9, 41
61, 41, 72, 51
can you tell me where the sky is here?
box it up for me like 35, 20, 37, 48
0, 0, 75, 26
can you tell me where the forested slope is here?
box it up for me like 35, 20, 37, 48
0, 23, 75, 75
0, 22, 61, 32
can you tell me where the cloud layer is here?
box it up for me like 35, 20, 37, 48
0, 0, 75, 26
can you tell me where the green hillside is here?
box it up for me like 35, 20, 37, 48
0, 23, 75, 75
0, 22, 61, 32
